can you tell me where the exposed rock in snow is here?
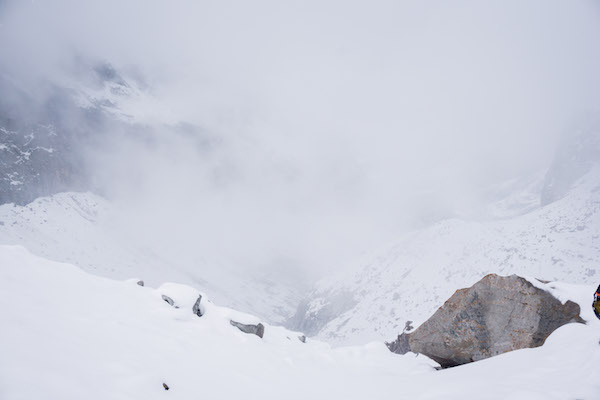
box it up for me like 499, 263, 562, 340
162, 295, 175, 307
387, 274, 584, 368
230, 320, 265, 339
192, 295, 203, 317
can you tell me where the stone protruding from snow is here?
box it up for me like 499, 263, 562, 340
136, 280, 144, 287
161, 295, 174, 307
192, 295, 203, 317
298, 335, 306, 343
386, 274, 584, 368
230, 320, 265, 339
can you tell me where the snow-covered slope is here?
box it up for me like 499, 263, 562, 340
291, 166, 600, 345
469, 171, 545, 220
0, 192, 305, 324
1, 245, 599, 400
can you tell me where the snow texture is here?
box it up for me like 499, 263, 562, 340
0, 192, 304, 325
1, 245, 599, 399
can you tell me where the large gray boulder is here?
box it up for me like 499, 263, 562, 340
387, 274, 584, 368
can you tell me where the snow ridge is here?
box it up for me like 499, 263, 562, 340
0, 192, 304, 325
291, 167, 600, 345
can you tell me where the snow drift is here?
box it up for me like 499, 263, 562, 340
1, 245, 599, 399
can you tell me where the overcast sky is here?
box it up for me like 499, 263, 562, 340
1, 0, 599, 277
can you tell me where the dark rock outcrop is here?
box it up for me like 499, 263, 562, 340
192, 295, 203, 317
387, 274, 584, 368
298, 335, 306, 343
230, 320, 265, 338
161, 295, 174, 306
136, 280, 144, 287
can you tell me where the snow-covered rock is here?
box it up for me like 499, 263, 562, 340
230, 320, 265, 338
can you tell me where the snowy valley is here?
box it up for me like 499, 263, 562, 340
2, 1, 600, 399
0, 192, 305, 325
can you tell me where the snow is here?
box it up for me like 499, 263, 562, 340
0, 192, 305, 325
65, 68, 180, 126
296, 166, 600, 345
1, 245, 599, 399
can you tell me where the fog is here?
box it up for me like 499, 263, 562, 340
1, 0, 600, 278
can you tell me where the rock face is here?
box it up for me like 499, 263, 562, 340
387, 274, 584, 368
230, 320, 265, 339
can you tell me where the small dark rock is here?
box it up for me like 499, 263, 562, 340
136, 280, 144, 287
162, 383, 169, 391
230, 320, 265, 338
192, 295, 203, 317
298, 335, 306, 343
161, 295, 174, 306
386, 332, 410, 354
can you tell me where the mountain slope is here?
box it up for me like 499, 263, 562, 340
290, 166, 600, 345
1, 245, 599, 400
0, 192, 305, 324
0, 62, 208, 206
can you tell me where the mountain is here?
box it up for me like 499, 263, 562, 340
0, 61, 307, 324
290, 157, 600, 345
541, 118, 600, 206
2, 245, 599, 400
0, 61, 210, 206
0, 192, 305, 324
0, 73, 87, 205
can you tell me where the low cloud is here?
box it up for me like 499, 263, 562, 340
1, 0, 599, 277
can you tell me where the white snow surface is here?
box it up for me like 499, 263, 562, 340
296, 166, 600, 345
0, 192, 304, 325
1, 245, 599, 400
